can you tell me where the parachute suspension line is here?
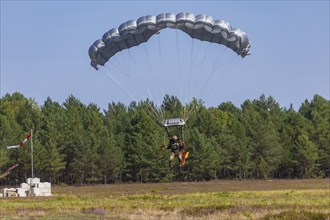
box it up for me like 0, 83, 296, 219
211, 47, 232, 72
196, 47, 229, 100
157, 33, 166, 122
127, 48, 137, 66
146, 89, 164, 123
210, 46, 228, 73
136, 90, 164, 125
184, 39, 202, 122
185, 99, 197, 123
105, 63, 127, 78
104, 57, 125, 77
212, 52, 239, 81
190, 42, 210, 100
147, 103, 164, 126
184, 39, 193, 122
184, 38, 195, 122
184, 101, 196, 124
185, 44, 216, 123
187, 39, 200, 95
100, 66, 137, 101
123, 52, 132, 75
112, 56, 130, 77
142, 43, 162, 113
136, 83, 164, 125
190, 38, 195, 63
204, 55, 240, 99
189, 40, 202, 83
131, 53, 164, 127
175, 29, 184, 109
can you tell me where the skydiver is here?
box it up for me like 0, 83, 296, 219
163, 135, 186, 168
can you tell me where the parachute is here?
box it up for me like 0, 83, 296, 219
89, 12, 250, 70
89, 12, 250, 127
89, 13, 251, 170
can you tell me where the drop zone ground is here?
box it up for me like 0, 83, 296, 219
1, 179, 329, 219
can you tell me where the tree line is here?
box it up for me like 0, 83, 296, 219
0, 92, 329, 185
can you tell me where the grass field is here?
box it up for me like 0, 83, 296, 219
0, 179, 329, 219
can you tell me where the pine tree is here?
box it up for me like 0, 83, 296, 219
124, 101, 165, 182
36, 97, 66, 183
299, 95, 330, 176
242, 98, 282, 179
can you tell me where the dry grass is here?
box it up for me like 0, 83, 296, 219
0, 179, 329, 219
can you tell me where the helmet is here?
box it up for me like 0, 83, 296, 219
172, 135, 178, 141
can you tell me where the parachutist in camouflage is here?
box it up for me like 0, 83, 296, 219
164, 135, 186, 168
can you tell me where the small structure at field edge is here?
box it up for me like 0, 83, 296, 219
3, 178, 51, 197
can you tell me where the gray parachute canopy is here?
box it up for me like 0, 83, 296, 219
89, 12, 251, 70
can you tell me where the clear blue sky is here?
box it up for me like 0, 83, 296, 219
1, 1, 329, 110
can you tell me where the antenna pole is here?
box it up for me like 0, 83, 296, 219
31, 128, 34, 178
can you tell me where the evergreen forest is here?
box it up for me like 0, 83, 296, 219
0, 92, 329, 185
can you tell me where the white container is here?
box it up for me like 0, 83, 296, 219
21, 183, 30, 189
27, 178, 40, 185
43, 182, 51, 188
4, 188, 17, 197
17, 188, 27, 197
29, 188, 41, 196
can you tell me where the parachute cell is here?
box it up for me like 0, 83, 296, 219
89, 12, 251, 70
